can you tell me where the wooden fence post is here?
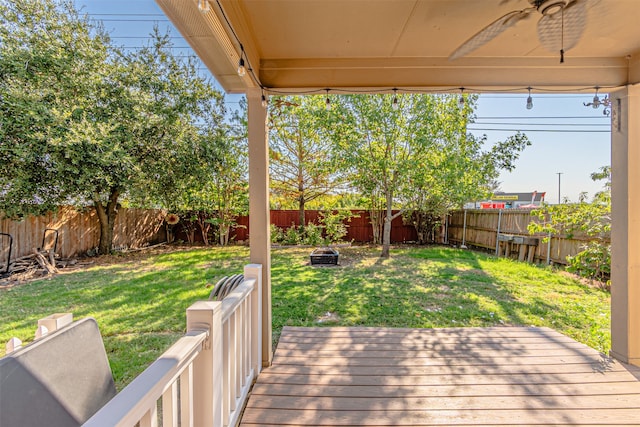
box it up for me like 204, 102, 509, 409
461, 210, 467, 248
187, 301, 223, 427
495, 209, 502, 256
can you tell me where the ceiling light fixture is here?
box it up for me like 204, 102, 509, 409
197, 0, 210, 13
526, 87, 534, 110
583, 87, 611, 116
590, 87, 601, 108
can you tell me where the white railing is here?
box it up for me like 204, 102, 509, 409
83, 263, 262, 427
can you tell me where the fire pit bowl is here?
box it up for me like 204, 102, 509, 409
310, 247, 339, 266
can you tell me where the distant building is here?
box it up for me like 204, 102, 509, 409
464, 191, 546, 209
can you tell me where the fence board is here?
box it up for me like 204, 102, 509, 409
233, 210, 418, 244
447, 209, 605, 265
0, 207, 166, 262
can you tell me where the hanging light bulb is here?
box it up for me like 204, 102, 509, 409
592, 88, 601, 109
526, 87, 534, 110
392, 89, 399, 110
197, 0, 210, 13
325, 89, 331, 110
261, 93, 268, 108
237, 57, 246, 77
458, 88, 465, 109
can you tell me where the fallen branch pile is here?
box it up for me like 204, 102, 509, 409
2, 249, 77, 285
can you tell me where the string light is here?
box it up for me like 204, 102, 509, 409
590, 87, 601, 108
208, 0, 621, 120
261, 91, 268, 108
197, 0, 210, 13
583, 87, 611, 116
392, 88, 399, 110
237, 57, 246, 77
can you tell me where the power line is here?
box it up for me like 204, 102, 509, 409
110, 36, 183, 39
479, 94, 607, 99
473, 122, 610, 127
119, 46, 193, 49
96, 18, 170, 22
88, 13, 166, 17
467, 128, 610, 133
476, 116, 609, 120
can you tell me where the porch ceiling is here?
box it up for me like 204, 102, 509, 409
156, 0, 640, 93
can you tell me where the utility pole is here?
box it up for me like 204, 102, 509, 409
557, 172, 563, 204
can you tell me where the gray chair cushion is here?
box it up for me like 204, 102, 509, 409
0, 318, 116, 427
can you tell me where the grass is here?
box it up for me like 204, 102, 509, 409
271, 246, 610, 353
0, 245, 610, 390
0, 246, 249, 388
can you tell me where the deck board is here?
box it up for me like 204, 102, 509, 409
240, 327, 640, 426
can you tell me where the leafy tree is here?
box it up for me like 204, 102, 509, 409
331, 93, 529, 257
268, 96, 345, 227
211, 101, 249, 245
528, 166, 611, 285
0, 0, 111, 217
1, 0, 228, 253
161, 100, 248, 246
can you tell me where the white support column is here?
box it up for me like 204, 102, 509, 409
247, 88, 272, 367
244, 263, 263, 376
187, 301, 223, 426
610, 84, 640, 366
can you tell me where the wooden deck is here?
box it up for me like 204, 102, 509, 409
241, 326, 640, 426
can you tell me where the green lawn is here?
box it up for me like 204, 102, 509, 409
0, 245, 610, 390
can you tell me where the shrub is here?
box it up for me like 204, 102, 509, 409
528, 166, 611, 286
303, 223, 323, 246
318, 210, 356, 244
283, 224, 302, 245
270, 224, 285, 244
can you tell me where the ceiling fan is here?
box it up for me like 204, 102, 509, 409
449, 0, 588, 62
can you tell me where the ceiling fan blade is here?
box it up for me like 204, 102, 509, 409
449, 8, 534, 60
537, 0, 587, 53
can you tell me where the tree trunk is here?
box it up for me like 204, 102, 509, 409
298, 194, 305, 229
199, 223, 210, 245
197, 213, 210, 245
370, 209, 382, 244
94, 189, 120, 255
219, 222, 230, 246
381, 190, 393, 258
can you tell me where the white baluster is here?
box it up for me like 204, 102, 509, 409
35, 325, 48, 339
5, 337, 22, 353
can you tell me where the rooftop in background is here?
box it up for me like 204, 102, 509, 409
465, 191, 546, 209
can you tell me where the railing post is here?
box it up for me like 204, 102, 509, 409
244, 264, 263, 376
187, 301, 223, 427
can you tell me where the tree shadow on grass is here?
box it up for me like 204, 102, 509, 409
258, 246, 625, 426
271, 246, 610, 353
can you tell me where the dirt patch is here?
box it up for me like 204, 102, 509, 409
557, 270, 609, 290
0, 243, 185, 289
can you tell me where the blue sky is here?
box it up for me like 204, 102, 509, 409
74, 0, 611, 203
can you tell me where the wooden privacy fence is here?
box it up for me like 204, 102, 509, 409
447, 209, 604, 265
234, 210, 418, 243
0, 206, 166, 262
